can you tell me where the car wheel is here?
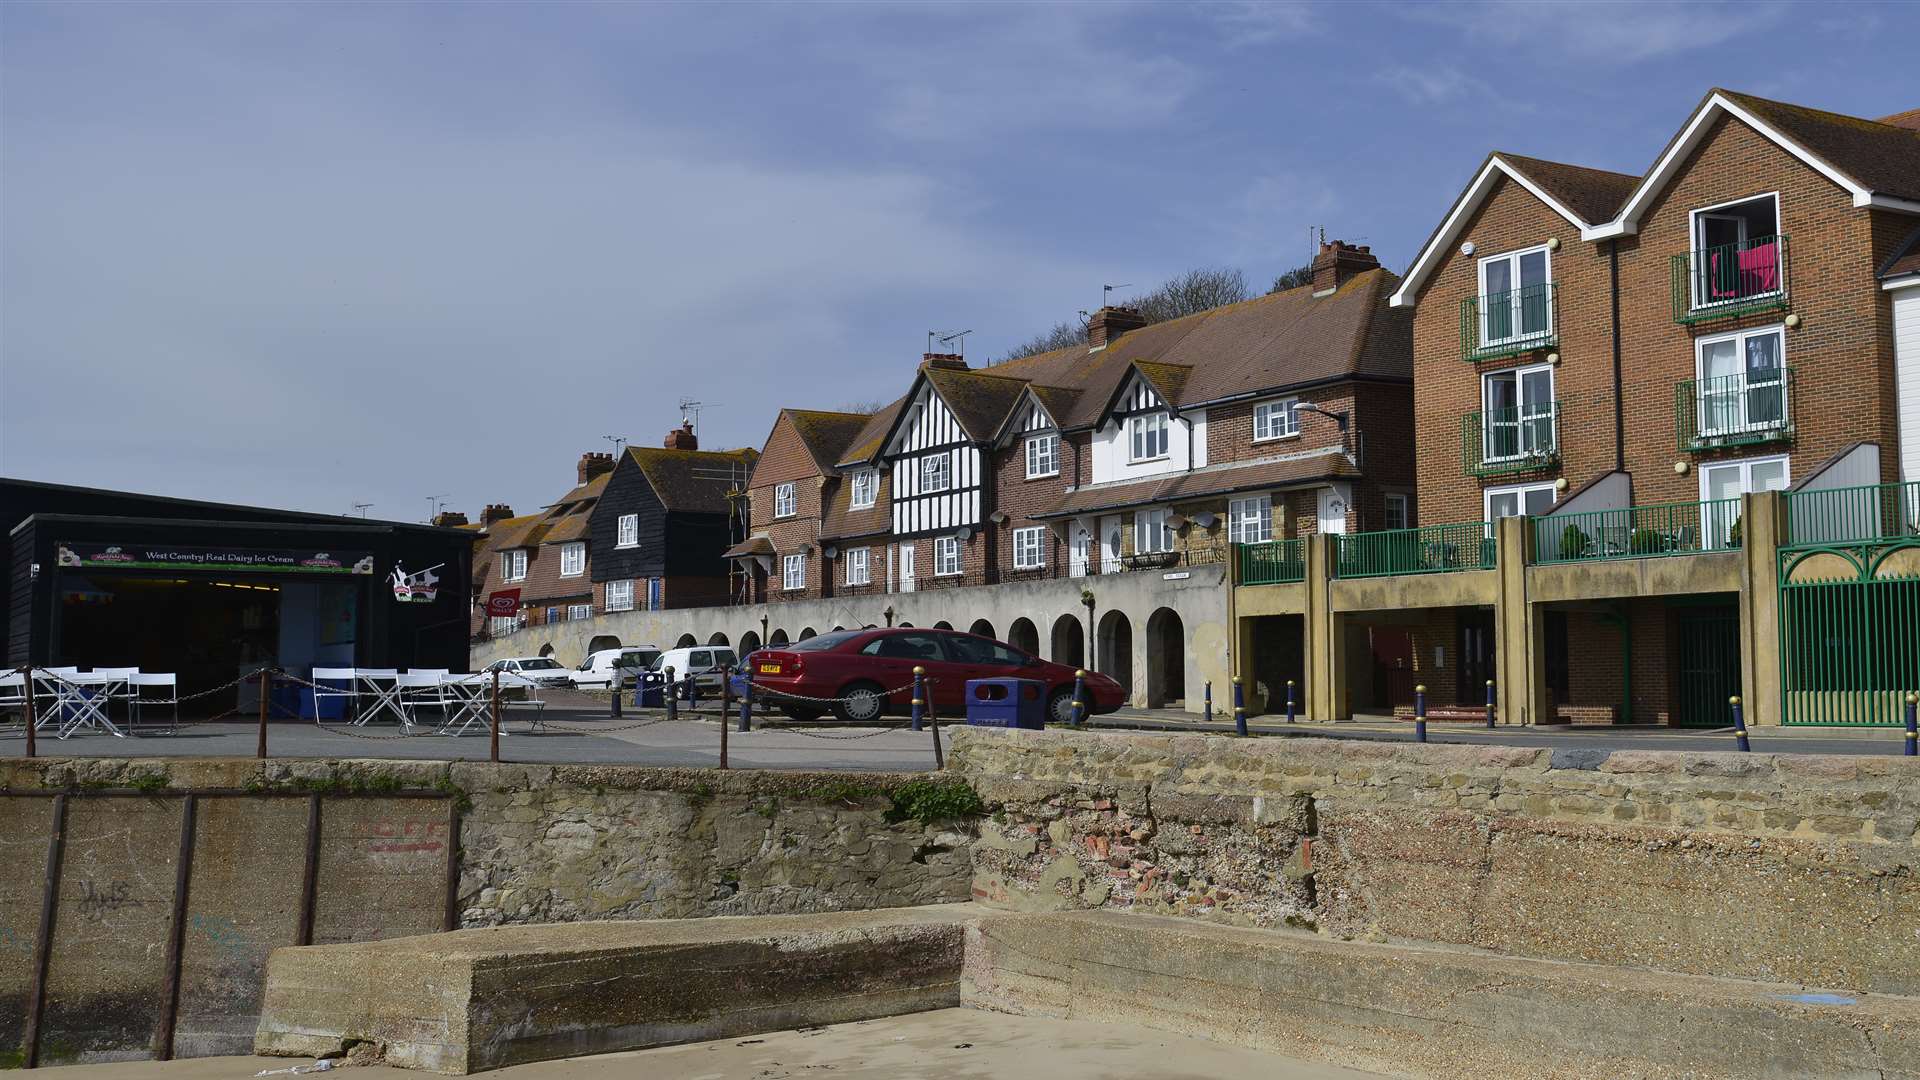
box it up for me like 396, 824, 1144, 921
833, 681, 888, 723
780, 705, 825, 722
1046, 686, 1078, 725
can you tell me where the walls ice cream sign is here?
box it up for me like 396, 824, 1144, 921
390, 562, 442, 603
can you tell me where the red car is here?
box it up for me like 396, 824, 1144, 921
746, 627, 1126, 724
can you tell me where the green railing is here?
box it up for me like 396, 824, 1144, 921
1460, 282, 1556, 361
1675, 367, 1792, 450
1531, 499, 1742, 563
1462, 400, 1561, 476
1671, 234, 1789, 324
1238, 539, 1306, 585
1779, 541, 1920, 726
1336, 522, 1494, 578
1783, 481, 1920, 548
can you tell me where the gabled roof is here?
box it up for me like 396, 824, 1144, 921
1032, 449, 1360, 519
625, 446, 758, 514
1881, 225, 1920, 285
921, 365, 1033, 441
1880, 108, 1920, 133
834, 397, 907, 468
783, 410, 874, 472
989, 383, 1084, 444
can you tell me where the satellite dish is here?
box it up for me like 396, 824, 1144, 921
822, 545, 838, 559
956, 526, 973, 541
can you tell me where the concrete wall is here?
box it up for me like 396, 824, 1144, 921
476, 563, 1233, 713
0, 757, 976, 1065
948, 727, 1920, 996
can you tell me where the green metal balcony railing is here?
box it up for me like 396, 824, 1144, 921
1336, 522, 1494, 578
1460, 282, 1557, 361
1462, 400, 1562, 477
1783, 481, 1920, 548
1238, 539, 1306, 585
1531, 498, 1742, 564
1675, 368, 1793, 450
1671, 234, 1789, 324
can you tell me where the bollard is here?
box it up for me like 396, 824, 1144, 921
1203, 682, 1212, 723
719, 695, 730, 769
611, 672, 623, 718
1414, 684, 1428, 743
910, 667, 926, 733
927, 691, 943, 769
1232, 676, 1247, 737
1904, 692, 1916, 756
1485, 680, 1496, 729
665, 666, 678, 723
1070, 669, 1088, 728
489, 669, 501, 763
1730, 695, 1749, 752
22, 667, 37, 760
257, 668, 271, 759
686, 672, 701, 712
1285, 679, 1297, 724
737, 671, 752, 733
721, 665, 734, 714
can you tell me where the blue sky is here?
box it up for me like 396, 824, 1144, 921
3, 0, 1913, 521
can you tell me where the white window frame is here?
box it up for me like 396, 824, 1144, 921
501, 549, 527, 583
605, 579, 635, 612
849, 469, 878, 509
845, 547, 870, 586
773, 483, 796, 519
1693, 324, 1788, 440
615, 513, 639, 548
568, 603, 591, 621
1134, 508, 1173, 554
559, 541, 586, 577
1012, 526, 1046, 569
1252, 399, 1299, 442
1482, 482, 1557, 523
1699, 453, 1790, 550
489, 614, 522, 636
920, 453, 951, 493
1476, 243, 1553, 348
1128, 413, 1170, 463
1384, 493, 1411, 532
1480, 362, 1557, 464
1687, 192, 1782, 311
1227, 496, 1272, 544
934, 536, 961, 576
1024, 433, 1059, 479
782, 553, 806, 591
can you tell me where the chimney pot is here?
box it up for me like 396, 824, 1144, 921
482, 503, 515, 525
663, 420, 699, 451
1311, 240, 1381, 295
921, 353, 968, 370
1087, 305, 1148, 349
432, 510, 470, 528
577, 452, 616, 484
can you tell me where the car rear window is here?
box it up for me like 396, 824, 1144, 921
521, 658, 561, 671
789, 630, 862, 652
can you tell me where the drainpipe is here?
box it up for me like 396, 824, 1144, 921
1609, 240, 1625, 473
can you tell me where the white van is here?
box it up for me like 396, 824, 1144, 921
572, 646, 661, 689
651, 645, 740, 695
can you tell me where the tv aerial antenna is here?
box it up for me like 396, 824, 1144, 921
938, 329, 973, 357
351, 502, 373, 518
425, 494, 450, 522
1102, 283, 1133, 305
603, 434, 629, 454
678, 397, 713, 436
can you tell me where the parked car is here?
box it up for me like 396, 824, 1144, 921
650, 645, 741, 697
479, 656, 575, 693
571, 646, 661, 690
745, 627, 1125, 724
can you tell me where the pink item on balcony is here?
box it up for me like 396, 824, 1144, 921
1738, 240, 1779, 294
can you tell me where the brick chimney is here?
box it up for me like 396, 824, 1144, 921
481, 504, 515, 525
1087, 306, 1148, 349
921, 353, 968, 371
577, 451, 615, 484
1311, 241, 1379, 296
663, 420, 699, 451
431, 510, 469, 528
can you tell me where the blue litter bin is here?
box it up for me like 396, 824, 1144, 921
633, 671, 666, 708
964, 677, 1045, 729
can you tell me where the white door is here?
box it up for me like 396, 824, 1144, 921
1317, 486, 1350, 535
1069, 520, 1091, 578
1099, 515, 1124, 574
897, 543, 915, 593
1700, 456, 1789, 549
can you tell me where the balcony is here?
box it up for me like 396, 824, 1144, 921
1462, 400, 1561, 477
1671, 235, 1789, 324
1675, 368, 1793, 451
1237, 539, 1305, 585
1783, 481, 1920, 547
1531, 498, 1742, 564
1336, 522, 1494, 578
1460, 282, 1557, 362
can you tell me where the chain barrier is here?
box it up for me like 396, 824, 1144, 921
2, 667, 266, 737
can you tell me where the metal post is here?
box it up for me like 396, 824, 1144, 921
1286, 679, 1297, 724
1203, 682, 1212, 723
1731, 695, 1749, 752
719, 697, 730, 770
1070, 669, 1087, 728
1486, 680, 1497, 729
721, 665, 734, 714
737, 670, 752, 733
489, 669, 501, 763
1414, 684, 1428, 743
22, 666, 37, 759
687, 672, 700, 713
665, 666, 678, 723
911, 666, 926, 732
256, 668, 270, 759
611, 672, 623, 718
1906, 693, 1917, 757
1232, 676, 1247, 737
931, 710, 944, 769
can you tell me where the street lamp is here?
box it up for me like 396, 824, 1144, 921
1294, 403, 1351, 456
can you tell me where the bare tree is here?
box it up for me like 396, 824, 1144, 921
994, 266, 1252, 363
996, 318, 1087, 363
1269, 263, 1315, 293
834, 399, 888, 414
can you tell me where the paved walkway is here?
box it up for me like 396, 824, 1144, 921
52, 1010, 1385, 1079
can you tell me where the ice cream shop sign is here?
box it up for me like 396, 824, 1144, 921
56, 543, 375, 575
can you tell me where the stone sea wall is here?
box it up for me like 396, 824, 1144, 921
946, 728, 1920, 995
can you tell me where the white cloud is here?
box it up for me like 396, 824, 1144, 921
1203, 1, 1321, 46
1377, 65, 1491, 106
1408, 0, 1793, 64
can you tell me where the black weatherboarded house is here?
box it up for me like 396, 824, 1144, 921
588, 433, 757, 612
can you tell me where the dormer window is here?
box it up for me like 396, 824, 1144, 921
1128, 412, 1169, 462
849, 469, 878, 509
559, 542, 585, 577
1684, 193, 1783, 315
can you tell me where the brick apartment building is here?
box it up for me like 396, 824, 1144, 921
1381, 89, 1920, 721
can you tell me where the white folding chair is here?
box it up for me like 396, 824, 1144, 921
395, 672, 450, 732
0, 672, 27, 725
437, 673, 499, 737
91, 667, 141, 712
499, 672, 549, 731
351, 668, 405, 727
128, 673, 180, 735
311, 667, 357, 722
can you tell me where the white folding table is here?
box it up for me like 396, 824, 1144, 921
437, 674, 505, 737
36, 670, 129, 738
352, 669, 407, 727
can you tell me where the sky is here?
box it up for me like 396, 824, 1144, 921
2, 0, 1914, 524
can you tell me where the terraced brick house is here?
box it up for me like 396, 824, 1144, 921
469, 452, 614, 640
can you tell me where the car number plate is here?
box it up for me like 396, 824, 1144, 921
758, 662, 781, 674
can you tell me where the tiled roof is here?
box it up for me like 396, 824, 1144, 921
627, 446, 758, 513
819, 485, 890, 541
835, 396, 907, 467
922, 366, 1034, 441
1880, 108, 1920, 133
722, 535, 775, 559
536, 473, 609, 545
1495, 153, 1639, 226
1033, 450, 1360, 518
1719, 90, 1920, 202
1881, 226, 1920, 281
784, 410, 874, 470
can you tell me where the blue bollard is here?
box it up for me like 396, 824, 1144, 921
1414, 684, 1428, 743
738, 672, 752, 732
1485, 680, 1496, 729
911, 666, 926, 732
1070, 669, 1088, 728
1232, 676, 1247, 737
1286, 679, 1297, 724
1731, 695, 1749, 752
1203, 682, 1212, 723
1904, 693, 1916, 757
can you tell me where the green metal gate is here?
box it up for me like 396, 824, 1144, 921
1674, 608, 1741, 727
1778, 541, 1920, 726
